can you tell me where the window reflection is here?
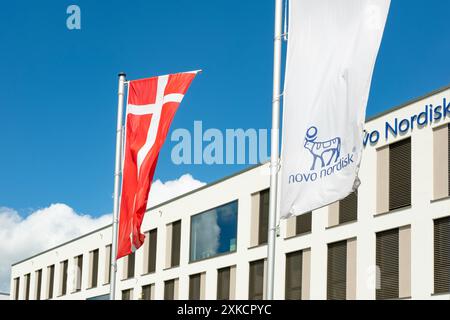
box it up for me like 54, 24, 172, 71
190, 201, 238, 262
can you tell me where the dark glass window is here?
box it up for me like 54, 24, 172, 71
295, 212, 312, 235
13, 277, 20, 300
285, 251, 302, 300
434, 217, 450, 294
121, 289, 132, 300
75, 255, 83, 291
189, 273, 202, 300
327, 240, 347, 300
389, 138, 411, 210
258, 189, 270, 245
61, 260, 68, 296
127, 252, 135, 279
249, 259, 264, 300
190, 201, 238, 262
24, 273, 30, 300
376, 228, 399, 300
147, 229, 157, 273
217, 267, 231, 300
164, 279, 176, 300
47, 265, 54, 299
339, 192, 357, 224
142, 284, 152, 300
35, 269, 42, 300
171, 221, 181, 267
90, 249, 99, 288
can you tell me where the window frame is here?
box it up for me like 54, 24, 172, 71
376, 228, 400, 300
248, 259, 265, 300
327, 240, 347, 300
388, 137, 412, 211
285, 250, 303, 300
189, 200, 239, 263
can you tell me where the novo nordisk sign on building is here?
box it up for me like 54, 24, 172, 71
364, 97, 450, 146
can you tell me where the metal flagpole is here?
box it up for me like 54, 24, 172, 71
110, 72, 126, 300
266, 0, 283, 300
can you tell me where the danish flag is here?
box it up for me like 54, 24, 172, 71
117, 71, 198, 259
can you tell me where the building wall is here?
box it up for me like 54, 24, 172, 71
10, 86, 450, 300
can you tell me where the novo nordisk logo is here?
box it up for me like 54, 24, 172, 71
304, 126, 341, 170
288, 126, 355, 184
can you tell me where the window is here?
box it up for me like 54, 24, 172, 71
13, 277, 19, 300
258, 189, 270, 245
35, 269, 42, 300
376, 145, 390, 214
339, 192, 357, 224
60, 260, 68, 296
142, 284, 153, 300
285, 251, 302, 300
434, 216, 450, 294
144, 229, 157, 274
249, 259, 264, 300
170, 220, 181, 267
74, 254, 83, 292
376, 229, 399, 300
24, 273, 30, 300
327, 241, 347, 300
295, 212, 312, 235
126, 252, 135, 279
189, 273, 202, 300
377, 139, 412, 214
286, 212, 311, 238
89, 249, 99, 288
389, 138, 411, 210
164, 279, 177, 300
104, 245, 112, 285
217, 266, 231, 300
121, 289, 133, 300
329, 193, 358, 227
190, 201, 238, 262
47, 265, 55, 299
432, 124, 450, 199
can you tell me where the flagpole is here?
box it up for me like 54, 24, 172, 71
266, 0, 283, 300
110, 72, 126, 300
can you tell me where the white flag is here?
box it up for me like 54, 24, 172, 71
280, 0, 391, 218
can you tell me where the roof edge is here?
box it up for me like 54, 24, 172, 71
11, 223, 112, 267
366, 83, 450, 122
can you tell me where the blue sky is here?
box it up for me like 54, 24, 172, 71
0, 0, 449, 218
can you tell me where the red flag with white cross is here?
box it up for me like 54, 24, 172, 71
117, 71, 198, 259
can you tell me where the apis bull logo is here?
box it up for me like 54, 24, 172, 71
288, 126, 354, 184
303, 126, 341, 171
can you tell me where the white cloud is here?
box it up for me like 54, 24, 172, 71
0, 204, 111, 294
191, 211, 220, 260
0, 174, 205, 293
147, 173, 206, 207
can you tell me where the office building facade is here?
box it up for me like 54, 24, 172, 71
10, 85, 450, 300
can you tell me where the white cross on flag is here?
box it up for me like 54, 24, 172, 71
117, 71, 198, 259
